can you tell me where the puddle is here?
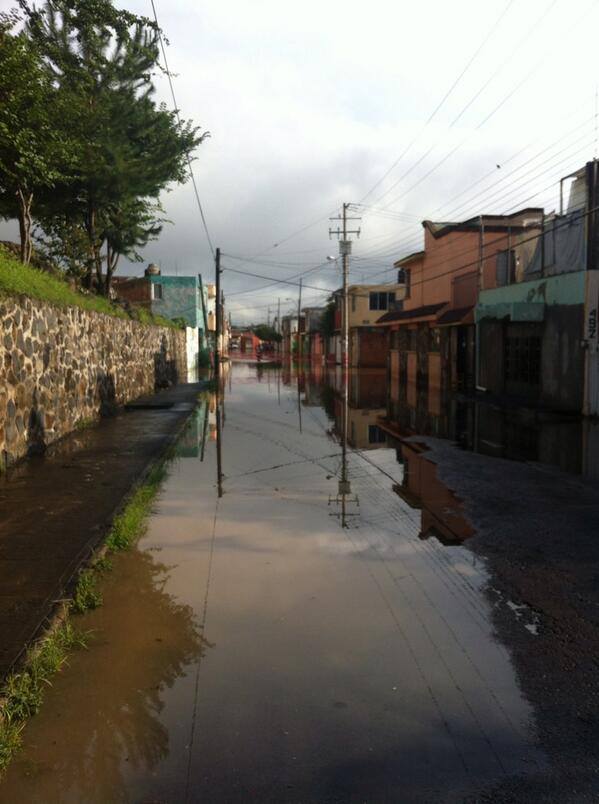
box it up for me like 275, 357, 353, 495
0, 363, 546, 802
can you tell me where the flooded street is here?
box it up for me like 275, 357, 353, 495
0, 363, 550, 802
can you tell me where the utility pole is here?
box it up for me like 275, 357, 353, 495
215, 247, 221, 382
328, 204, 361, 529
329, 204, 361, 369
277, 297, 281, 358
297, 278, 303, 366
221, 289, 226, 359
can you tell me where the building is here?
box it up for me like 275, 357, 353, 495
476, 161, 599, 414
281, 314, 305, 360
331, 283, 406, 367
377, 209, 544, 404
114, 264, 211, 376
301, 306, 326, 364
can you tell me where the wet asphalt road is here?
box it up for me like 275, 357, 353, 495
0, 364, 546, 803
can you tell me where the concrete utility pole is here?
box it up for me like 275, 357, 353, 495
297, 278, 303, 365
329, 203, 361, 369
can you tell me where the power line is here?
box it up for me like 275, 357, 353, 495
150, 0, 215, 257
369, 0, 596, 216
359, 0, 516, 204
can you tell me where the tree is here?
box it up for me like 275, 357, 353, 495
253, 324, 282, 343
0, 9, 71, 263
320, 296, 336, 338
21, 0, 204, 293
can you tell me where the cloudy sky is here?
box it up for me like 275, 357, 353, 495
2, 0, 599, 322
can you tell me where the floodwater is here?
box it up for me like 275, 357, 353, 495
0, 363, 547, 803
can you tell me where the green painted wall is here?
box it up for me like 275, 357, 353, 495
148, 275, 205, 332
478, 271, 586, 307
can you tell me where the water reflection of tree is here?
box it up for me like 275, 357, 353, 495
4, 549, 208, 803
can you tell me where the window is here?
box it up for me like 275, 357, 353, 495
368, 425, 387, 444
351, 293, 356, 312
152, 283, 163, 300
404, 268, 411, 299
505, 335, 541, 386
429, 328, 441, 353
369, 292, 396, 311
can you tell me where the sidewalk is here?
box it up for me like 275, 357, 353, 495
0, 383, 203, 678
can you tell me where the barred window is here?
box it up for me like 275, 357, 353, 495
505, 336, 541, 385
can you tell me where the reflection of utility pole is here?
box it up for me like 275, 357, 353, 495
216, 389, 224, 498
277, 297, 281, 359
297, 373, 303, 434
329, 204, 361, 369
328, 339, 359, 527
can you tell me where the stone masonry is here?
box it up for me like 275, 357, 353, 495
0, 294, 187, 467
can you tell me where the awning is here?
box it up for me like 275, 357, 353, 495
376, 302, 447, 325
475, 301, 545, 323
436, 306, 474, 326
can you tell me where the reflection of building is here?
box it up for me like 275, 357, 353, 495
392, 439, 474, 545
325, 368, 389, 450
380, 381, 597, 479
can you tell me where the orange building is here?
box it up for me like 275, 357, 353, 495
378, 209, 543, 399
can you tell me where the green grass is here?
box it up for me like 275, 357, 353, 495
0, 246, 178, 328
105, 463, 167, 552
0, 622, 88, 772
71, 569, 103, 615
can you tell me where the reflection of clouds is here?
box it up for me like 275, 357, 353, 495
0, 549, 209, 804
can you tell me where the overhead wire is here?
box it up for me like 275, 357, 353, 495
150, 0, 215, 257
359, 0, 516, 204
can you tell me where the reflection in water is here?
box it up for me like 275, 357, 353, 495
391, 438, 475, 545
0, 549, 208, 803
383, 379, 599, 480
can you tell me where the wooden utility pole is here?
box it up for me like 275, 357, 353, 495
215, 247, 221, 381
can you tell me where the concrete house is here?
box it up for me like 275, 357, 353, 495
476, 160, 599, 414
332, 283, 406, 367
376, 209, 543, 404
113, 264, 210, 375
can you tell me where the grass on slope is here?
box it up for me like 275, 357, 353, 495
0, 246, 177, 329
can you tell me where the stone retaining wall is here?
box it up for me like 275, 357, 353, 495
0, 294, 187, 467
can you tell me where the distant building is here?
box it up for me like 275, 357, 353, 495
331, 282, 406, 367
281, 314, 304, 359
301, 306, 326, 364
113, 264, 212, 374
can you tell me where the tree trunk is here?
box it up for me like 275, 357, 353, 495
104, 245, 119, 297
16, 188, 34, 265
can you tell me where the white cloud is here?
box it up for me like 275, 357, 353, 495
2, 0, 599, 322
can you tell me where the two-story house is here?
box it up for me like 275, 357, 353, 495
332, 282, 406, 367
476, 160, 599, 414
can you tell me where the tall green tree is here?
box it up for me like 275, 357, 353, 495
0, 9, 71, 263
22, 0, 203, 294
